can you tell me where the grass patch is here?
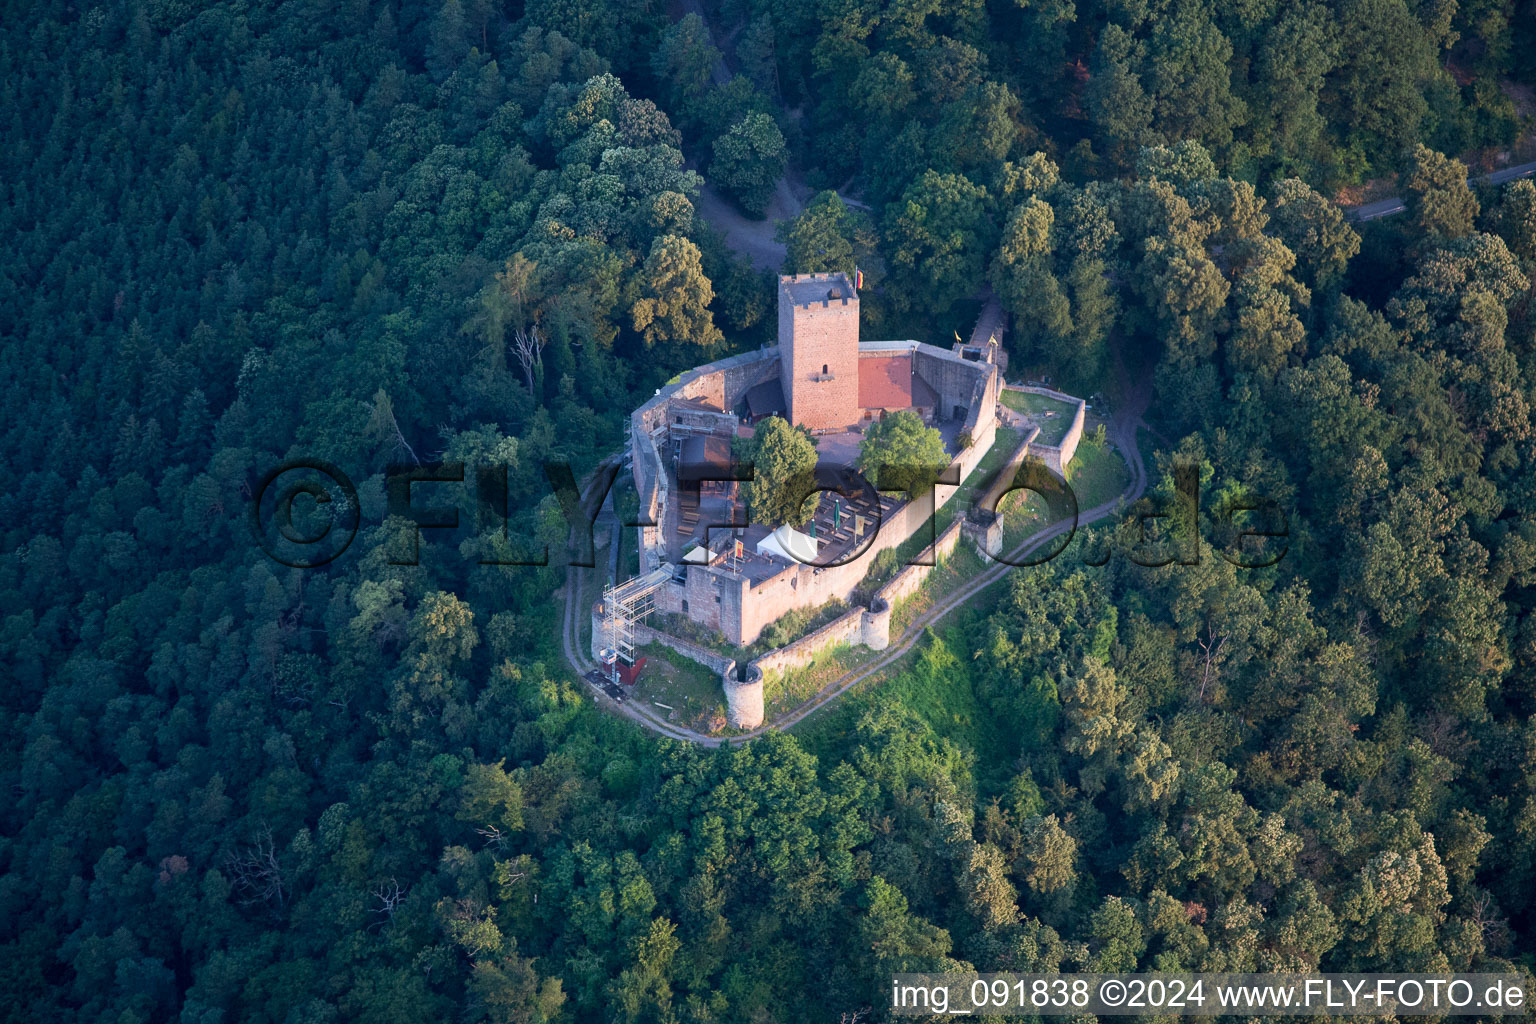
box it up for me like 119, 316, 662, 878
791, 625, 1011, 776
743, 598, 853, 661
631, 643, 728, 732
952, 426, 1026, 510
1065, 433, 1132, 510
887, 542, 984, 638
761, 643, 878, 720
1001, 389, 1079, 446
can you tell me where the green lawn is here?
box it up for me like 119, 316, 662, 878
1001, 389, 1079, 446
1065, 434, 1132, 510
790, 623, 1014, 786
761, 643, 877, 720
951, 426, 1026, 512
991, 434, 1129, 559
630, 643, 728, 732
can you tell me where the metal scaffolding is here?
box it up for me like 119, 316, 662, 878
597, 567, 672, 679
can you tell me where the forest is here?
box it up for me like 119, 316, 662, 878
1, 0, 1535, 1020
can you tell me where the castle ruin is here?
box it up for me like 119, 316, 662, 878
597, 272, 1008, 727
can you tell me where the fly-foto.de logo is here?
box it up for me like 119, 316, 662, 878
249, 457, 1286, 570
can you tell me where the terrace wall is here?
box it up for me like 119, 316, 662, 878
732, 513, 968, 720
1003, 385, 1086, 476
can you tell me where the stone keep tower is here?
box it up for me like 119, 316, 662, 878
779, 272, 859, 432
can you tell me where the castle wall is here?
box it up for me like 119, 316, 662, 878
749, 606, 867, 679
977, 427, 1040, 514
630, 349, 782, 572
872, 514, 965, 610
1058, 397, 1086, 469
1002, 385, 1087, 477
913, 345, 996, 426
631, 425, 667, 571
725, 423, 997, 646
740, 513, 967, 700
630, 623, 736, 674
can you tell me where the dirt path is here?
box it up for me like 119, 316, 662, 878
666, 0, 818, 270
560, 390, 1151, 746
693, 178, 797, 270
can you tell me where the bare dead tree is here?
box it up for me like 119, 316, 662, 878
1197, 622, 1227, 703
510, 323, 546, 394
477, 824, 509, 850
226, 825, 286, 909
1466, 888, 1513, 953
367, 388, 421, 466
372, 878, 408, 926
839, 1008, 872, 1024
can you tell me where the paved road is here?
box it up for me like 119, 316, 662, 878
560, 387, 1151, 746
1350, 159, 1536, 221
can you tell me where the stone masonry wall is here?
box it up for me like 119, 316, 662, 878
729, 411, 997, 645
748, 607, 867, 679
871, 514, 965, 610
781, 280, 860, 432
1058, 395, 1086, 469
1004, 385, 1086, 477
977, 427, 1039, 514
630, 623, 735, 674
742, 512, 967, 688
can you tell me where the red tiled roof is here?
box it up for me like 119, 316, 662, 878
858, 354, 939, 410
858, 354, 913, 410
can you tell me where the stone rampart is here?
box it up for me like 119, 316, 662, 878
631, 624, 736, 675
739, 513, 967, 694
1002, 385, 1086, 476
977, 427, 1040, 515
872, 515, 965, 610
748, 606, 867, 679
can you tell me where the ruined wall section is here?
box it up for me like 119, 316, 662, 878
741, 513, 967, 695
629, 350, 781, 572
1003, 384, 1087, 477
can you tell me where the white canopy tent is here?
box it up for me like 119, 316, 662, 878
756, 524, 818, 564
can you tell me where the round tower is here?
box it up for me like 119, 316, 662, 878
861, 597, 891, 651
724, 661, 765, 729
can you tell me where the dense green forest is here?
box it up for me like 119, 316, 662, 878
2, 0, 1536, 1020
